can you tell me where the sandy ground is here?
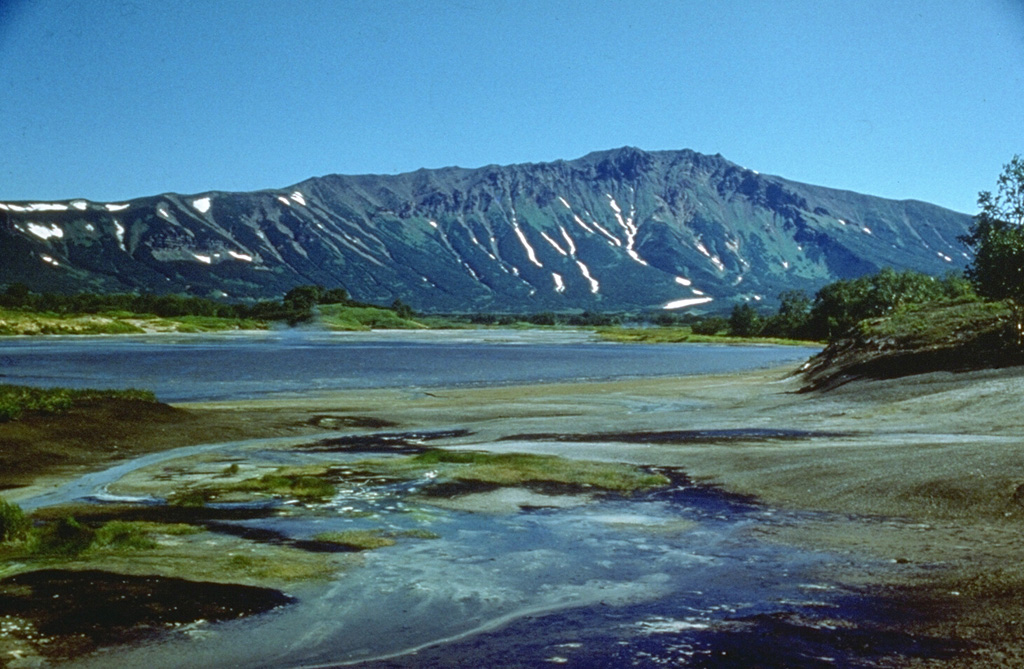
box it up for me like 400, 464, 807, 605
6, 363, 1024, 665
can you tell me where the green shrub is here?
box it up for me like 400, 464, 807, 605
691, 316, 728, 335
0, 384, 156, 422
729, 303, 763, 337
169, 490, 209, 507
0, 497, 30, 543
37, 516, 95, 556
92, 521, 158, 551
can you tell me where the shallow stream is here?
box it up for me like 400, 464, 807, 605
18, 429, 952, 668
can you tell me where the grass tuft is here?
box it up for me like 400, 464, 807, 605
91, 521, 159, 551
36, 516, 95, 556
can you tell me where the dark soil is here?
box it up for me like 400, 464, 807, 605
500, 428, 843, 444
0, 569, 294, 659
300, 428, 473, 454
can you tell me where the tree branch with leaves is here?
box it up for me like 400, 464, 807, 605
962, 155, 1024, 301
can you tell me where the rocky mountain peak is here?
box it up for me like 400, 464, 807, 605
0, 149, 972, 313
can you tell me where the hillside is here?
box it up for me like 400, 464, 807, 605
0, 147, 972, 312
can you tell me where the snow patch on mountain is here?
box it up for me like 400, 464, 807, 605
27, 223, 64, 240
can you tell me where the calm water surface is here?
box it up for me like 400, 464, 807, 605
0, 329, 814, 401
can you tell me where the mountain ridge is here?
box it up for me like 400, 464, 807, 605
0, 147, 973, 313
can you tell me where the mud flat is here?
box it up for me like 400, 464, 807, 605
3, 362, 1024, 665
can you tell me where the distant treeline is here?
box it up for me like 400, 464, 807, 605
711, 269, 974, 341
0, 270, 977, 341
466, 269, 974, 342
0, 283, 374, 326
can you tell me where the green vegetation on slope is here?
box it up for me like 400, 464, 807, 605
0, 384, 157, 422
862, 298, 1015, 346
801, 299, 1024, 389
797, 156, 1024, 387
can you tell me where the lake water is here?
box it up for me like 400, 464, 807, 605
0, 329, 814, 402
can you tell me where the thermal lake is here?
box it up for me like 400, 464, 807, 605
3, 331, 959, 667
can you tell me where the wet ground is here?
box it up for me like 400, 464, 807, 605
5, 423, 964, 668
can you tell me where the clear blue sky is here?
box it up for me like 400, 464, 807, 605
1, 0, 1021, 213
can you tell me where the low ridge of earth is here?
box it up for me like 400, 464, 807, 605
0, 147, 971, 311
801, 299, 1024, 390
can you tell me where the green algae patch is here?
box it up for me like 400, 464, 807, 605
312, 530, 397, 551
20, 518, 202, 559
2, 506, 343, 588
312, 528, 440, 551
233, 472, 335, 499
397, 528, 441, 540
364, 450, 669, 494
218, 551, 344, 581
174, 464, 339, 504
